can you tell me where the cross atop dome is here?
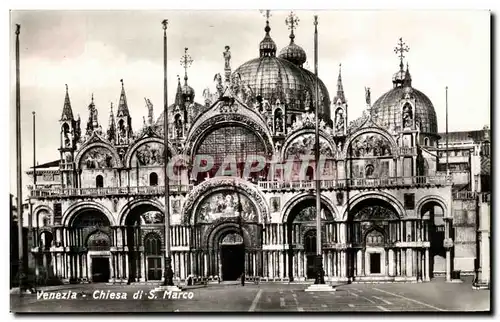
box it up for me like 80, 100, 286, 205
285, 11, 299, 42
394, 37, 410, 70
180, 47, 193, 85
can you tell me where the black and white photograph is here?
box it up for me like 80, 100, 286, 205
8, 7, 491, 314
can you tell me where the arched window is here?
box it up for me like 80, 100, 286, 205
96, 175, 104, 188
144, 233, 161, 256
424, 137, 429, 146
149, 172, 158, 186
306, 166, 314, 181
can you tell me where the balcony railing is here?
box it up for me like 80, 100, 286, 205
258, 175, 452, 191
453, 191, 477, 200
399, 146, 417, 155
30, 184, 193, 198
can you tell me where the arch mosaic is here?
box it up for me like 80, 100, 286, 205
184, 113, 274, 159
118, 198, 165, 226
182, 177, 270, 225
62, 201, 116, 227
281, 129, 337, 160
75, 141, 122, 170
124, 137, 175, 168
342, 191, 405, 221
281, 192, 338, 223
342, 127, 399, 160
86, 230, 111, 249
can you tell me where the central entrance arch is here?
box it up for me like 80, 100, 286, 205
219, 232, 245, 281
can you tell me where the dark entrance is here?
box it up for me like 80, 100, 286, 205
221, 244, 245, 281
304, 229, 317, 279
92, 257, 110, 283
147, 258, 162, 281
370, 253, 381, 274
306, 255, 316, 279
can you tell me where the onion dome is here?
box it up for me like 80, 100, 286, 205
371, 63, 438, 134
233, 15, 331, 120
278, 12, 307, 67
259, 20, 277, 57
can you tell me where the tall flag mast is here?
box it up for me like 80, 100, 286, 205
313, 15, 325, 285
15, 23, 25, 295
162, 19, 174, 287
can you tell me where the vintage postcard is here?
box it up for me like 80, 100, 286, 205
9, 9, 490, 313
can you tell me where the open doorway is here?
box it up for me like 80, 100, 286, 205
91, 257, 110, 283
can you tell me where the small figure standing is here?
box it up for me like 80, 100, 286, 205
240, 272, 245, 286
223, 46, 231, 69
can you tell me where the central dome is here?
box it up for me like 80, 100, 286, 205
233, 21, 331, 121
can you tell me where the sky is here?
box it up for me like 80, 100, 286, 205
8, 10, 491, 198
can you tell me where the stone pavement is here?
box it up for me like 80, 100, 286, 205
10, 277, 490, 313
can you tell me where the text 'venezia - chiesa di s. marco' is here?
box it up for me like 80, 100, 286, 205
24, 13, 490, 286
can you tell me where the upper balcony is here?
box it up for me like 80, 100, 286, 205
29, 184, 193, 199
258, 175, 453, 192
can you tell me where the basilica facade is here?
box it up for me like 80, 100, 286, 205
26, 15, 489, 285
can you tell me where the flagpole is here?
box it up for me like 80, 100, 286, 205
313, 15, 325, 285
162, 19, 174, 286
445, 86, 449, 175
32, 111, 37, 292
15, 24, 25, 295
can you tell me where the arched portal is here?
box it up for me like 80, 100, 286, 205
219, 231, 245, 281
70, 209, 111, 283
347, 198, 400, 280
123, 203, 164, 282
421, 202, 446, 278
285, 198, 334, 281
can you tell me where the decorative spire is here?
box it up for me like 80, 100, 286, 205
333, 64, 346, 104
86, 93, 99, 136
174, 75, 183, 106
403, 62, 412, 87
60, 84, 74, 121
117, 79, 130, 117
285, 11, 299, 43
180, 47, 193, 86
394, 37, 410, 71
107, 102, 116, 143
259, 10, 276, 57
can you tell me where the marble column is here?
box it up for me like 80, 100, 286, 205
357, 250, 362, 276
424, 248, 430, 281
124, 253, 129, 280
140, 252, 146, 282
110, 253, 115, 281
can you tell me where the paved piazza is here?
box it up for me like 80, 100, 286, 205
11, 277, 489, 313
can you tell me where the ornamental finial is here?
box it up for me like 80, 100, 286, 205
162, 19, 168, 30
285, 11, 299, 42
394, 37, 410, 70
180, 47, 193, 84
15, 24, 20, 35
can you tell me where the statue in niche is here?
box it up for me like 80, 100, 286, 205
223, 46, 231, 70
304, 91, 311, 111
174, 116, 183, 138
214, 73, 223, 96
337, 141, 343, 154
365, 164, 375, 177
64, 152, 72, 163
402, 104, 413, 128
335, 108, 345, 134
274, 110, 284, 133
118, 148, 125, 161
63, 126, 72, 147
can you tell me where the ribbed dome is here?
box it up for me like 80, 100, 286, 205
233, 56, 331, 120
371, 85, 438, 134
278, 42, 307, 67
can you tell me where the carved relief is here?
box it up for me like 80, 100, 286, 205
81, 147, 115, 169
270, 197, 280, 213
172, 200, 181, 215
293, 206, 331, 222
197, 191, 258, 223
221, 233, 243, 245
349, 133, 392, 157
141, 211, 164, 224
133, 142, 165, 166
285, 134, 335, 159
352, 205, 398, 221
